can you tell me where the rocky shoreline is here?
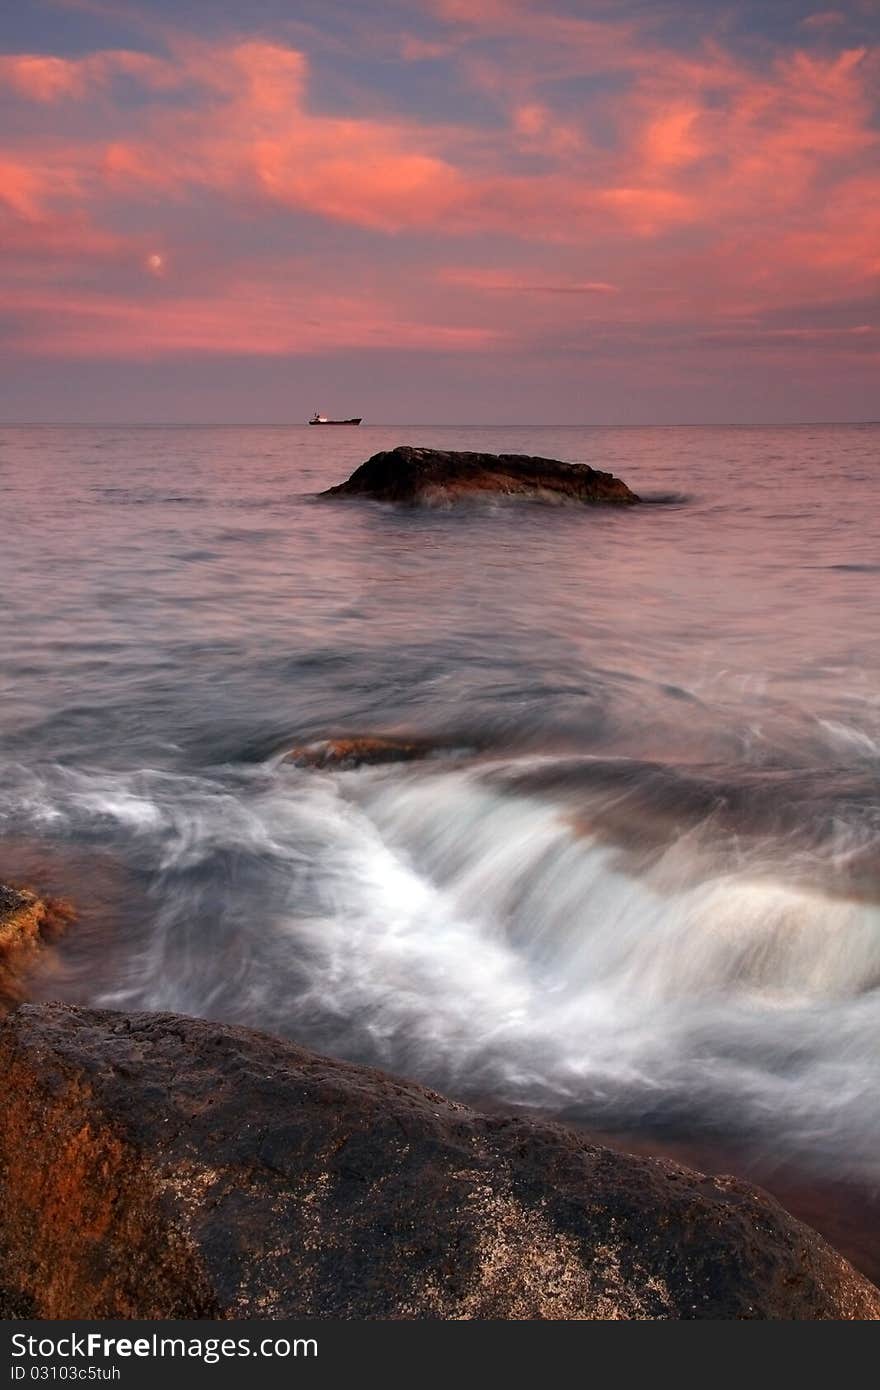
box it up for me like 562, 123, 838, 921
1, 994, 878, 1320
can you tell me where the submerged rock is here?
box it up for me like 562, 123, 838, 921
1, 1003, 877, 1320
320, 446, 639, 506
285, 734, 468, 770
0, 884, 73, 1012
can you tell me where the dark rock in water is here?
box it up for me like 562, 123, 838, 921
0, 883, 74, 1012
321, 446, 639, 506
285, 734, 468, 770
1, 1003, 877, 1320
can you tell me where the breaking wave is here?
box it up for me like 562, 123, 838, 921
4, 742, 880, 1181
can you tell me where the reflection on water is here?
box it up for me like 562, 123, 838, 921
1, 423, 879, 1244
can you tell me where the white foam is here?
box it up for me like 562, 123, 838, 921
5, 756, 880, 1177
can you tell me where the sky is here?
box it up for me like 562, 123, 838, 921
1, 0, 878, 424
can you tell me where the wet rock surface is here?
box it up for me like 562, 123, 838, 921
0, 884, 73, 1012
320, 446, 639, 506
1, 1002, 878, 1320
285, 735, 452, 770
283, 733, 472, 778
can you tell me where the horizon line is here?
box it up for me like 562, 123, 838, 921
1, 419, 879, 430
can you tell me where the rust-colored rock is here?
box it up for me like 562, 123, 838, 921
285, 734, 460, 770
1, 1003, 878, 1320
0, 884, 74, 1013
320, 446, 639, 506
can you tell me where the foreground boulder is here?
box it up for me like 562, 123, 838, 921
321, 446, 639, 506
1, 1004, 877, 1320
0, 884, 73, 1012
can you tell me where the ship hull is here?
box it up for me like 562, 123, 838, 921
309, 418, 362, 426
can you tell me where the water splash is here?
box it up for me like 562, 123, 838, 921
5, 749, 880, 1181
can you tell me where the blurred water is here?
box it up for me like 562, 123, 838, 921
1, 423, 879, 1200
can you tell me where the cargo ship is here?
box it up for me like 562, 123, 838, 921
309, 411, 362, 425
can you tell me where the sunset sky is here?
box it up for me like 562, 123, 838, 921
2, 0, 878, 423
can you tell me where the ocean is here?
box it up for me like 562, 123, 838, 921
2, 422, 879, 1271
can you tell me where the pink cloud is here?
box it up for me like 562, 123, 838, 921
1, 55, 89, 101
1, 13, 878, 373
0, 49, 176, 101
0, 159, 46, 219
400, 36, 457, 61
7, 32, 877, 248
443, 269, 618, 294
640, 105, 705, 172
4, 277, 501, 359
801, 11, 848, 29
